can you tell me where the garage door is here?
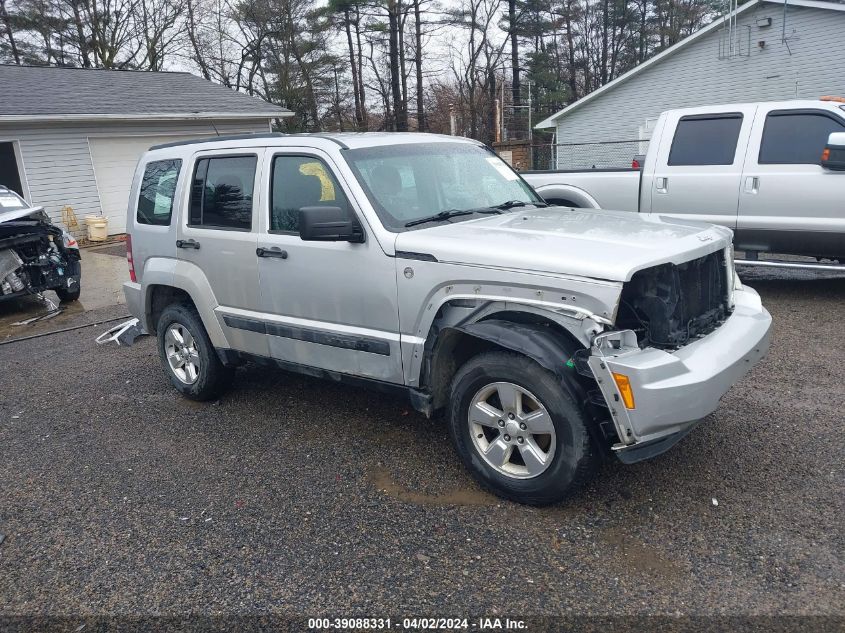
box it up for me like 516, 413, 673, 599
89, 135, 209, 234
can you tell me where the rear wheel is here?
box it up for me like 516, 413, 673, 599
448, 351, 597, 505
156, 303, 233, 401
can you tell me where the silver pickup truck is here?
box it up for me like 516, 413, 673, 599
123, 132, 771, 505
524, 99, 845, 262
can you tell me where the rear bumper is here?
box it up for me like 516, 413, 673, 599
588, 286, 771, 456
123, 281, 146, 328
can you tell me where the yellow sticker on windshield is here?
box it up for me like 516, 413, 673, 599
485, 156, 519, 181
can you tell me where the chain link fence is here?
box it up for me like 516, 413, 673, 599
528, 140, 649, 171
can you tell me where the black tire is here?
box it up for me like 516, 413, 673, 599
56, 258, 81, 302
55, 283, 80, 303
156, 303, 233, 401
448, 351, 597, 506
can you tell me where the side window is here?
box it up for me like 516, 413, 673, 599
270, 155, 350, 233
137, 159, 181, 226
759, 111, 845, 165
668, 114, 743, 166
189, 155, 256, 230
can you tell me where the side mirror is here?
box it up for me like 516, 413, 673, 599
299, 206, 364, 243
821, 132, 845, 171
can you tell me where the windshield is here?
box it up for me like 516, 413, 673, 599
0, 190, 27, 212
344, 142, 544, 231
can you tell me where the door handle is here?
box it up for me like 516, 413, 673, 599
256, 246, 288, 259
744, 176, 759, 194
655, 177, 668, 193
176, 239, 200, 250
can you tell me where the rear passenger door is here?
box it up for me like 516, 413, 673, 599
177, 149, 269, 358
647, 106, 757, 228
737, 107, 845, 256
254, 147, 403, 384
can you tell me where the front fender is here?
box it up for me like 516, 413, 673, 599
456, 319, 580, 380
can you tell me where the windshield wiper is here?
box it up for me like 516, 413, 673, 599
491, 200, 548, 210
404, 207, 502, 228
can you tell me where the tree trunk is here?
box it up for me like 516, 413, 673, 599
186, 0, 211, 80
0, 0, 20, 64
413, 0, 425, 131
354, 6, 367, 128
508, 0, 519, 105
398, 3, 408, 118
344, 6, 363, 129
387, 0, 407, 131
563, 1, 578, 101
334, 68, 345, 131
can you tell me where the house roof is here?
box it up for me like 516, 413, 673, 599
535, 0, 845, 129
0, 65, 291, 123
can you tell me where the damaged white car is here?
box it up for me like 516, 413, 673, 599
0, 186, 81, 303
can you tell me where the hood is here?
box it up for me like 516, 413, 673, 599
0, 205, 51, 224
394, 207, 732, 282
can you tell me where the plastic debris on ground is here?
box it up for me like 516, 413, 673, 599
95, 317, 147, 347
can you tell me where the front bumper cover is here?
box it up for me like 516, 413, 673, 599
587, 286, 772, 457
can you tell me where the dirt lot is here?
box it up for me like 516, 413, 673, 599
0, 263, 843, 630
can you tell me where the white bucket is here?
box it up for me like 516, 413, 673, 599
85, 215, 109, 241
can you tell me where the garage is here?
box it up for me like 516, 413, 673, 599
0, 65, 291, 239
89, 135, 207, 234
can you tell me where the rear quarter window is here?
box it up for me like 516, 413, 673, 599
137, 159, 182, 226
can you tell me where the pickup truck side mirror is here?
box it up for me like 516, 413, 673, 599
821, 132, 845, 171
299, 206, 364, 243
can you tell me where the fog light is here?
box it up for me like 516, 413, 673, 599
612, 372, 635, 409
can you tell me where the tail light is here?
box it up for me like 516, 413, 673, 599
631, 158, 641, 169
126, 234, 136, 283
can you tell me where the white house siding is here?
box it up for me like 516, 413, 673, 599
0, 118, 270, 237
553, 5, 845, 168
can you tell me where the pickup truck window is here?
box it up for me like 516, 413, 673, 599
344, 142, 543, 231
137, 159, 181, 226
759, 110, 845, 165
270, 155, 350, 233
189, 155, 256, 231
668, 114, 743, 166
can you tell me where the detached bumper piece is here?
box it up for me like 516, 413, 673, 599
588, 287, 772, 460
96, 318, 147, 347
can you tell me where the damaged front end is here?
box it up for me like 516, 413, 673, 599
579, 247, 771, 461
0, 190, 81, 303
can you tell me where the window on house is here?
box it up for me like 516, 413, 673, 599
137, 159, 182, 226
189, 156, 257, 230
759, 111, 845, 165
668, 114, 743, 166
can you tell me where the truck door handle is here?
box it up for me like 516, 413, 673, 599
176, 239, 200, 250
256, 247, 288, 259
744, 176, 759, 194
655, 177, 668, 193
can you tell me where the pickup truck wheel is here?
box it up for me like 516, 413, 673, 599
156, 303, 233, 401
449, 351, 596, 506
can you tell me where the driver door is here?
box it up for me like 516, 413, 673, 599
254, 148, 403, 383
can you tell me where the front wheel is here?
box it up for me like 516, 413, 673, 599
448, 351, 597, 505
156, 303, 233, 401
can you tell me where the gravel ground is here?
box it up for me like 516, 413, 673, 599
0, 269, 843, 629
